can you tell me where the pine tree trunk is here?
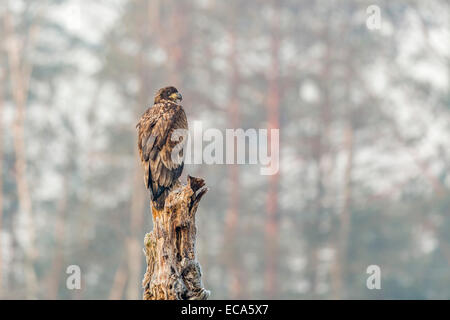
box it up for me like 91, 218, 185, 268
142, 176, 210, 300
264, 0, 281, 298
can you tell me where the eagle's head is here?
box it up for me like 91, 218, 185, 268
154, 86, 182, 104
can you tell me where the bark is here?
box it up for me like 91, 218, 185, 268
3, 11, 39, 299
142, 176, 209, 300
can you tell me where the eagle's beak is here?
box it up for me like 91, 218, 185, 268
169, 92, 183, 102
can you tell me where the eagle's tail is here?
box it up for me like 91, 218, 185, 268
152, 187, 168, 208
145, 161, 171, 217
150, 188, 169, 219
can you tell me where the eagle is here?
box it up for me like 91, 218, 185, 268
136, 86, 188, 216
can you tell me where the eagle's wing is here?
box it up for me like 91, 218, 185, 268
137, 102, 187, 202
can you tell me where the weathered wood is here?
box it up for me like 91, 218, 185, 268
142, 175, 210, 300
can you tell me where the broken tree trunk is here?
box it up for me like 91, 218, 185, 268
142, 176, 210, 300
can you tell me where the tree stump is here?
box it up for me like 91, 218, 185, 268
142, 175, 210, 300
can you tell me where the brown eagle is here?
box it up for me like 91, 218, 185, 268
136, 86, 188, 215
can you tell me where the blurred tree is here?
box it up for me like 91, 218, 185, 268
0, 0, 448, 299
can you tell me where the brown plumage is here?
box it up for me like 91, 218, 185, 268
136, 86, 188, 212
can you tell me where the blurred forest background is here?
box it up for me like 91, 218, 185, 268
0, 0, 449, 299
